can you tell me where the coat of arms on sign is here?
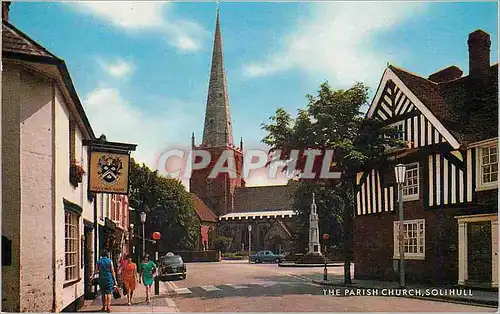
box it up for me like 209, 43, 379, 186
97, 155, 123, 186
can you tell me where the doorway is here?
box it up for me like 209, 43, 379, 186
83, 226, 94, 299
467, 221, 492, 284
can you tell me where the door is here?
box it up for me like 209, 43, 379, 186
83, 227, 93, 299
467, 221, 492, 284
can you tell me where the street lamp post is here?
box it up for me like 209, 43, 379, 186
140, 212, 146, 258
248, 225, 252, 254
395, 164, 407, 288
130, 223, 135, 260
322, 234, 329, 281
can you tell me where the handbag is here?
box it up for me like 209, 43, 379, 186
122, 282, 128, 295
90, 273, 99, 286
113, 286, 122, 299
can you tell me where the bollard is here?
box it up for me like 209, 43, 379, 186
323, 245, 328, 281
154, 277, 159, 295
154, 250, 160, 295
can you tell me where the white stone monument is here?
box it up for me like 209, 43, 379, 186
308, 193, 322, 255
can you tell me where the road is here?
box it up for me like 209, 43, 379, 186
158, 260, 493, 312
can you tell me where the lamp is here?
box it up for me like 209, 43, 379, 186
394, 164, 407, 184
322, 233, 329, 281
248, 225, 252, 254
140, 212, 146, 259
394, 163, 406, 288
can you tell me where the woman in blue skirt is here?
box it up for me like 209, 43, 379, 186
96, 250, 117, 312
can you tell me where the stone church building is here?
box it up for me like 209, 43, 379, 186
189, 9, 297, 254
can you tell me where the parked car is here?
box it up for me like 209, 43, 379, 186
249, 250, 285, 263
157, 253, 187, 280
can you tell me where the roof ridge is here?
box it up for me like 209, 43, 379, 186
389, 64, 438, 85
2, 20, 60, 60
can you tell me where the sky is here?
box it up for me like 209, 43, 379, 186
9, 1, 498, 187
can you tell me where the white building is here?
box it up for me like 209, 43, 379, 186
1, 4, 101, 311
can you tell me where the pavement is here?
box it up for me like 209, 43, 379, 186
313, 277, 499, 308
279, 262, 344, 267
78, 261, 497, 312
79, 280, 179, 313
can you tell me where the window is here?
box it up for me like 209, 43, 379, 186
69, 120, 76, 163
478, 144, 498, 189
384, 121, 405, 150
99, 194, 104, 221
392, 121, 405, 141
403, 163, 419, 201
105, 195, 110, 218
65, 210, 80, 281
394, 219, 425, 260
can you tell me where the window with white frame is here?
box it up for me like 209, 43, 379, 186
394, 219, 425, 259
478, 144, 498, 188
65, 210, 80, 281
402, 163, 419, 200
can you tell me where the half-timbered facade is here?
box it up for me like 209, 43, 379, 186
354, 29, 498, 288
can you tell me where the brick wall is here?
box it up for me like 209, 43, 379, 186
354, 202, 459, 284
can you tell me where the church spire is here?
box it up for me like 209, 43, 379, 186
202, 6, 233, 147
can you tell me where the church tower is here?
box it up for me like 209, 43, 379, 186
190, 8, 245, 216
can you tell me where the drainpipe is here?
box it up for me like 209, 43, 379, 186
51, 81, 57, 312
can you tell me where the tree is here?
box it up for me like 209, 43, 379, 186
129, 159, 201, 253
292, 180, 344, 253
261, 82, 403, 283
213, 235, 233, 253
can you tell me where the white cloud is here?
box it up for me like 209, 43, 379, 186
243, 2, 428, 86
66, 2, 208, 52
98, 58, 133, 78
82, 85, 201, 171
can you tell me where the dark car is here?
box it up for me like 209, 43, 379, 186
249, 250, 285, 263
157, 253, 187, 280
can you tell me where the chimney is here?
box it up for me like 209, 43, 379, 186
428, 66, 463, 83
2, 1, 11, 21
468, 29, 491, 77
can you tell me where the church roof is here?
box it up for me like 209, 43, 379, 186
219, 209, 296, 221
189, 193, 217, 223
233, 184, 297, 213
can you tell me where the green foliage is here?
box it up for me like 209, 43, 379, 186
262, 82, 404, 173
261, 81, 404, 262
129, 159, 201, 251
292, 180, 344, 252
221, 251, 253, 260
213, 235, 233, 253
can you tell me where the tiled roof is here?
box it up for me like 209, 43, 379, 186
389, 64, 498, 145
219, 210, 296, 220
233, 183, 297, 213
2, 20, 58, 59
190, 193, 217, 223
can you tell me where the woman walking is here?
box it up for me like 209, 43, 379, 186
121, 254, 138, 306
96, 250, 117, 312
139, 254, 157, 304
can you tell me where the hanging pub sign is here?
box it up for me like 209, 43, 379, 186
84, 135, 137, 195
